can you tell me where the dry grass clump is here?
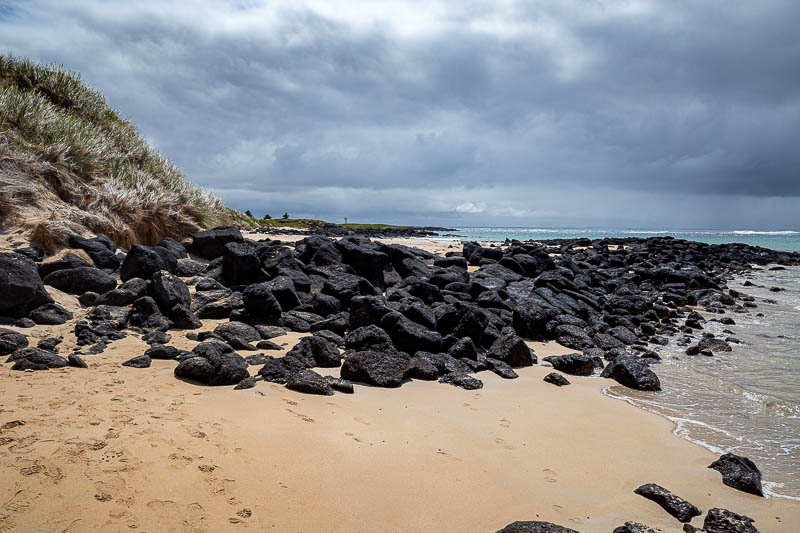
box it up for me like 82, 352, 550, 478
0, 55, 238, 251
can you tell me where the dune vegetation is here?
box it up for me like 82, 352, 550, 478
0, 55, 247, 251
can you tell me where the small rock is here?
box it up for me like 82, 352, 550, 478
543, 372, 571, 387
122, 354, 151, 368
634, 483, 701, 523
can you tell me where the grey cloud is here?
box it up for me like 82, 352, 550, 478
1, 0, 799, 228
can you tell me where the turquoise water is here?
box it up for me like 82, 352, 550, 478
436, 228, 800, 252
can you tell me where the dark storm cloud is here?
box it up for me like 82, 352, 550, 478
1, 0, 799, 227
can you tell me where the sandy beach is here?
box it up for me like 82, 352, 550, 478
1, 264, 798, 532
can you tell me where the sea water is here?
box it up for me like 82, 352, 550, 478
429, 228, 800, 499
438, 228, 800, 253
606, 267, 800, 500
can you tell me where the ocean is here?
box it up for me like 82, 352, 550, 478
433, 228, 800, 253
428, 227, 800, 500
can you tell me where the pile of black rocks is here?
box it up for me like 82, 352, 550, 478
2, 227, 798, 397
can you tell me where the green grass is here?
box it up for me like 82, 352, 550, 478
0, 54, 237, 250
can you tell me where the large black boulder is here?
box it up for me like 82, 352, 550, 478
29, 303, 73, 325
43, 267, 117, 295
192, 226, 244, 260
495, 521, 579, 533
488, 334, 535, 367
156, 237, 188, 259
222, 242, 264, 286
703, 508, 758, 533
340, 350, 410, 388
174, 349, 249, 386
37, 253, 90, 278
335, 239, 388, 290
512, 300, 549, 340
633, 483, 701, 523
264, 276, 301, 311
286, 369, 334, 395
213, 321, 261, 349
286, 336, 341, 367
708, 453, 764, 497
0, 328, 29, 355
349, 295, 390, 328
344, 325, 395, 352
150, 271, 191, 316
380, 312, 443, 354
242, 282, 283, 323
9, 347, 67, 370
258, 355, 306, 384
322, 272, 376, 305
601, 356, 661, 391
543, 353, 594, 376
120, 244, 177, 281
0, 252, 53, 317
68, 234, 119, 270
94, 277, 148, 307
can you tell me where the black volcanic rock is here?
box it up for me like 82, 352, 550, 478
120, 244, 177, 281
29, 303, 73, 325
495, 521, 579, 533
488, 334, 535, 367
0, 252, 53, 317
601, 356, 661, 391
340, 350, 410, 388
286, 336, 341, 368
703, 508, 758, 533
44, 266, 117, 295
543, 353, 595, 376
708, 453, 764, 497
543, 372, 571, 386
633, 483, 701, 523
192, 226, 244, 260
286, 369, 334, 395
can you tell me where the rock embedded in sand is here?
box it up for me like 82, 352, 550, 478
29, 302, 73, 325
543, 372, 571, 386
439, 372, 483, 390
488, 334, 536, 367
708, 453, 764, 497
633, 482, 702, 523
122, 354, 151, 368
68, 354, 88, 368
612, 522, 659, 533
0, 252, 54, 317
286, 369, 334, 395
702, 507, 758, 533
495, 520, 580, 533
340, 350, 410, 388
0, 328, 29, 355
9, 347, 67, 370
43, 266, 117, 295
601, 356, 661, 391
285, 336, 341, 368
543, 353, 595, 376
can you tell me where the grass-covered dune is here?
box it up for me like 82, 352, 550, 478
0, 55, 248, 251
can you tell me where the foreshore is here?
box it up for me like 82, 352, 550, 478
1, 230, 799, 532
1, 317, 798, 532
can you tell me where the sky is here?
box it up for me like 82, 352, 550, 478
1, 0, 799, 229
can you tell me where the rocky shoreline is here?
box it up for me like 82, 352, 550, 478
2, 228, 799, 532
249, 223, 457, 239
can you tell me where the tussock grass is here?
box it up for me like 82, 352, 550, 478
0, 55, 239, 251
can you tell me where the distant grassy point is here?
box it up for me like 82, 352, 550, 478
246, 215, 454, 237
0, 55, 245, 251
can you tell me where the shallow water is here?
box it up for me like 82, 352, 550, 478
606, 266, 800, 500
440, 228, 800, 252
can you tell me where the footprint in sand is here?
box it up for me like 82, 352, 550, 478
353, 417, 370, 426
435, 449, 463, 462
344, 432, 363, 443
499, 418, 511, 428
463, 403, 479, 411
494, 438, 515, 451
543, 468, 557, 483
0, 420, 25, 431
286, 409, 314, 423
282, 398, 298, 406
